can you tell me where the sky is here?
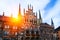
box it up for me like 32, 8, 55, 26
0, 0, 60, 29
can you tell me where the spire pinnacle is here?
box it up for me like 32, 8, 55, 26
36, 12, 37, 19
18, 3, 21, 17
19, 4, 21, 14
39, 10, 41, 19
51, 18, 54, 27
30, 4, 31, 9
3, 12, 4, 16
36, 12, 37, 25
32, 6, 33, 11
28, 4, 29, 10
24, 8, 25, 15
39, 10, 42, 24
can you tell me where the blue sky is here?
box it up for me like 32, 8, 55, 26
0, 0, 60, 28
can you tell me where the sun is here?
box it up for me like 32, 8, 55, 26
13, 15, 17, 18
12, 14, 23, 23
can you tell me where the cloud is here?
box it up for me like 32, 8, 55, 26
44, 0, 60, 28
44, 0, 57, 10
53, 17, 60, 28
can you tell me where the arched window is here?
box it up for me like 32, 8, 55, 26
13, 26, 17, 29
5, 25, 9, 28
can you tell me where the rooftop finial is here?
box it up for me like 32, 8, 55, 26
18, 3, 21, 17
28, 4, 29, 10
32, 6, 33, 11
19, 3, 21, 14
30, 4, 31, 9
39, 10, 42, 24
39, 10, 42, 19
36, 12, 37, 18
24, 8, 25, 15
3, 12, 4, 16
51, 18, 54, 28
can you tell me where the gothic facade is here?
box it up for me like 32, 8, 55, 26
0, 4, 54, 40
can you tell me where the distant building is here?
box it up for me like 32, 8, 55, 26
40, 23, 54, 40
0, 4, 55, 40
19, 23, 54, 40
18, 4, 54, 40
55, 26, 60, 40
0, 4, 24, 40
24, 4, 37, 28
0, 12, 18, 40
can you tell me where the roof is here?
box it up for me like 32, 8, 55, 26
40, 23, 54, 28
40, 23, 50, 25
0, 15, 12, 22
55, 26, 60, 32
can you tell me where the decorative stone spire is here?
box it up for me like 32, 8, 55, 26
24, 8, 25, 15
2, 12, 5, 21
39, 10, 42, 24
28, 4, 29, 10
39, 10, 41, 19
36, 12, 37, 25
51, 18, 54, 28
32, 6, 33, 11
36, 12, 37, 19
18, 3, 21, 17
30, 4, 31, 9
3, 12, 4, 16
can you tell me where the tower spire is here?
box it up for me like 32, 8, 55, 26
51, 18, 54, 28
32, 6, 33, 11
39, 10, 41, 19
39, 10, 42, 24
24, 8, 25, 15
18, 3, 21, 17
28, 4, 29, 10
3, 12, 4, 16
36, 12, 37, 20
36, 12, 37, 25
30, 4, 31, 9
